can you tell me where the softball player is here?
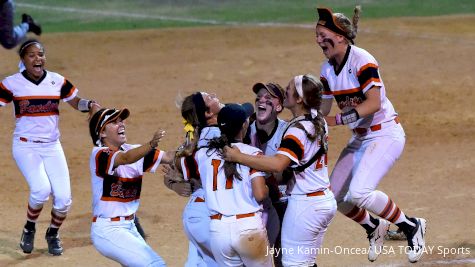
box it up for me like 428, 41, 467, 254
225, 75, 337, 267
316, 7, 427, 263
169, 91, 224, 267
192, 103, 272, 267
0, 0, 41, 49
247, 82, 288, 266
88, 107, 174, 267
0, 39, 96, 255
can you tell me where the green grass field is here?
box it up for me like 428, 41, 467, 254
15, 0, 475, 33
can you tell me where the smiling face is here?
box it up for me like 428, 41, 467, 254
255, 88, 281, 124
21, 43, 46, 80
201, 92, 224, 124
283, 80, 299, 111
315, 25, 345, 61
101, 117, 127, 149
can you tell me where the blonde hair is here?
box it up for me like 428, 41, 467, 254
334, 6, 362, 43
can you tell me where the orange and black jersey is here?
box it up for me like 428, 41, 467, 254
90, 144, 164, 218
319, 45, 398, 129
0, 70, 79, 141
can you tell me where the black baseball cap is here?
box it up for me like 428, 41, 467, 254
317, 7, 354, 44
89, 108, 130, 146
218, 103, 254, 140
252, 82, 285, 104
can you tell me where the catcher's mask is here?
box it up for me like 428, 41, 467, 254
317, 7, 354, 44
89, 108, 130, 146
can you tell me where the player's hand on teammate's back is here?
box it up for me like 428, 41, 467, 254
222, 145, 241, 162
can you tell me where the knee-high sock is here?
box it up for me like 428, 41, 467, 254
338, 201, 379, 233
50, 209, 67, 229
26, 203, 43, 223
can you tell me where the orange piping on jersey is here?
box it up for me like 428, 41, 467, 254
285, 134, 304, 155
114, 176, 143, 182
15, 111, 59, 118
0, 82, 13, 94
331, 87, 361, 96
13, 95, 61, 100
61, 79, 77, 99
360, 78, 381, 91
278, 148, 298, 161
95, 149, 115, 177
63, 86, 77, 99
145, 150, 160, 172
356, 63, 379, 77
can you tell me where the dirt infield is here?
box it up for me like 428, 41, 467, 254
0, 15, 474, 266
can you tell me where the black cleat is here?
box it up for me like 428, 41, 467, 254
20, 228, 35, 254
22, 13, 42, 36
45, 229, 63, 256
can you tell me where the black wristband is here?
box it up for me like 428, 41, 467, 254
341, 109, 360, 125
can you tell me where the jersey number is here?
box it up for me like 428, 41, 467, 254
315, 154, 328, 170
211, 159, 233, 191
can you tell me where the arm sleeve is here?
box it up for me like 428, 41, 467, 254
277, 127, 305, 164
356, 54, 382, 93
0, 82, 13, 106
60, 78, 78, 102
143, 149, 164, 173
95, 149, 120, 177
180, 152, 199, 181
320, 76, 333, 100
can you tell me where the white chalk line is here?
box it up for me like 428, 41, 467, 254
17, 3, 475, 45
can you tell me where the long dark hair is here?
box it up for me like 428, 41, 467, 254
293, 74, 325, 141
176, 92, 206, 157
207, 134, 242, 182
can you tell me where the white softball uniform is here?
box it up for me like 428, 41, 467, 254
277, 119, 337, 266
319, 45, 406, 216
0, 70, 77, 212
248, 118, 288, 247
195, 142, 272, 267
180, 126, 220, 267
89, 144, 166, 267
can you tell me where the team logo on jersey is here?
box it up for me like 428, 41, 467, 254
15, 99, 59, 117
110, 181, 139, 199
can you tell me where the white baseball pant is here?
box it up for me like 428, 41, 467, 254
281, 189, 337, 266
91, 218, 166, 267
209, 212, 272, 267
330, 123, 405, 214
12, 138, 72, 213
183, 191, 218, 267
